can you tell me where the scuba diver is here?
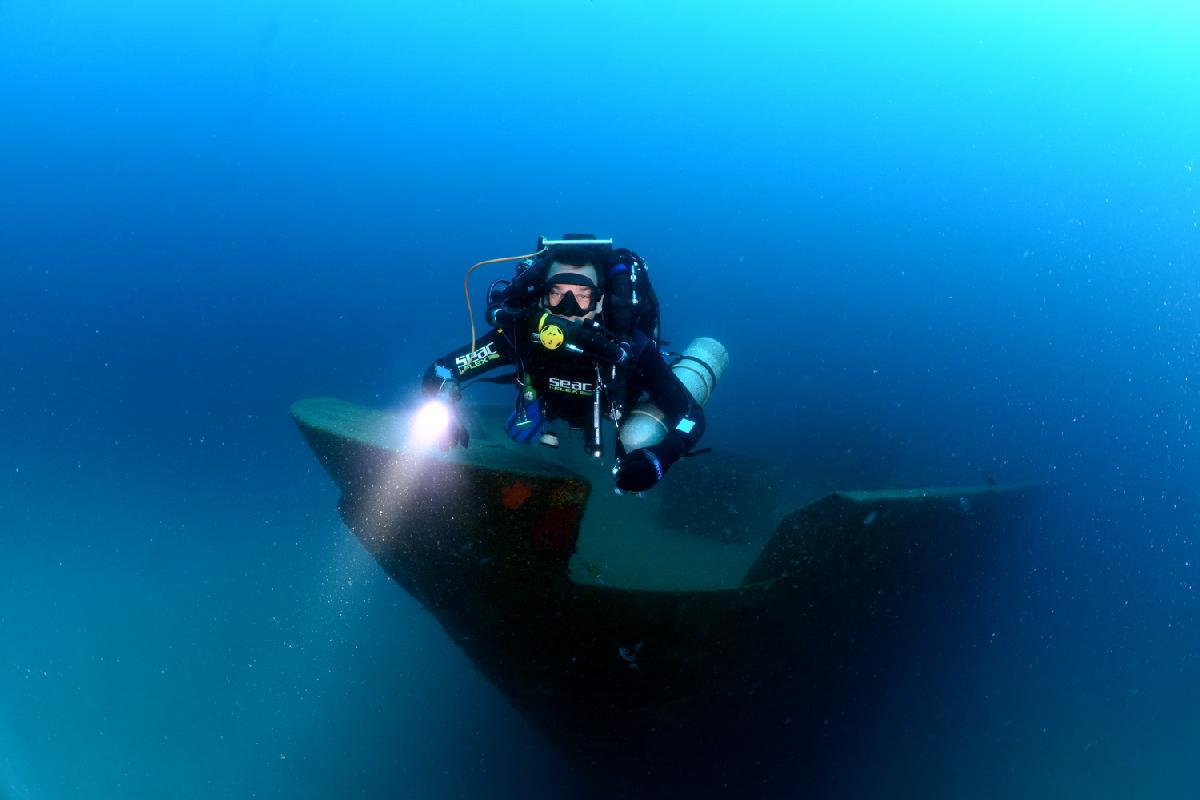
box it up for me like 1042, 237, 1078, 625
420, 235, 707, 494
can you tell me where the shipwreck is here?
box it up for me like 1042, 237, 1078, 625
291, 396, 1038, 796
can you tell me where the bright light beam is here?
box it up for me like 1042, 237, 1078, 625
410, 399, 451, 449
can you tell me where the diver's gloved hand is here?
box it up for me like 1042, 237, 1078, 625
417, 365, 469, 449
422, 363, 461, 400
443, 417, 469, 449
613, 442, 674, 493
505, 396, 545, 444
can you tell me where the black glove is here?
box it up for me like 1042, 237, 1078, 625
613, 442, 672, 493
443, 417, 469, 449
419, 363, 468, 449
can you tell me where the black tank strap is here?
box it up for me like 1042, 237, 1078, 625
673, 354, 718, 390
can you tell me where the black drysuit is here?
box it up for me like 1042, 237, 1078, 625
423, 319, 705, 489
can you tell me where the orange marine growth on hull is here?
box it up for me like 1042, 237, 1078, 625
500, 480, 533, 510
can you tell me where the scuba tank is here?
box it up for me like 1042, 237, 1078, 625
618, 337, 730, 452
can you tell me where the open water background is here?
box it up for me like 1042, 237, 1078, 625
2, 2, 1198, 797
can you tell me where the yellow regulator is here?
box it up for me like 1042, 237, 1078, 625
536, 313, 565, 351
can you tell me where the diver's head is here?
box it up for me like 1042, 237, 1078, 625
543, 247, 603, 321
545, 269, 599, 320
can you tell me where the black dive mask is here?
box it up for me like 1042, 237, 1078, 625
548, 289, 588, 317
544, 274, 598, 317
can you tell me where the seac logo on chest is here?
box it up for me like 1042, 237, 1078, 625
548, 376, 594, 395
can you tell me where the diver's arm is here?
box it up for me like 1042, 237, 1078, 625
640, 347, 706, 453
421, 329, 515, 396
613, 348, 706, 492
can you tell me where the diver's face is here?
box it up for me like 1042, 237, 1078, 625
546, 283, 594, 318
544, 262, 599, 320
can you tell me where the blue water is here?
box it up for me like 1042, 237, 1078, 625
2, 1, 1197, 797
